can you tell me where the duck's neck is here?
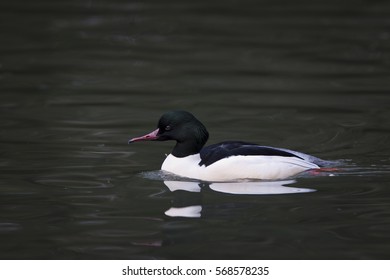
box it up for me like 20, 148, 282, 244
172, 139, 205, 157
171, 125, 209, 157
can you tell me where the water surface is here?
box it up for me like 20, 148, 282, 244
1, 0, 390, 259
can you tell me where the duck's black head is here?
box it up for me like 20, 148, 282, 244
129, 110, 209, 157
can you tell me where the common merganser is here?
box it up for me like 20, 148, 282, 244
129, 110, 330, 181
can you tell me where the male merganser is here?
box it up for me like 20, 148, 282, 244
129, 110, 329, 181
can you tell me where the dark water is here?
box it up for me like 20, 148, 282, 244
1, 0, 390, 259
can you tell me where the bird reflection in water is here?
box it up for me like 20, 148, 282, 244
163, 180, 315, 218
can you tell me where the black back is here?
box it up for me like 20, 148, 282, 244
199, 141, 303, 166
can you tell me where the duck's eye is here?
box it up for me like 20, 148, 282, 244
165, 125, 171, 131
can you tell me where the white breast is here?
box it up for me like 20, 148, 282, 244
161, 153, 319, 181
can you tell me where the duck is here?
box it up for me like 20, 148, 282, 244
129, 110, 331, 181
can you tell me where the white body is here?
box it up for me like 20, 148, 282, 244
161, 153, 319, 181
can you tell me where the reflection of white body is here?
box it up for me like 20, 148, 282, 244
209, 180, 315, 195
162, 154, 319, 181
163, 180, 315, 218
163, 180, 314, 194
165, 206, 202, 218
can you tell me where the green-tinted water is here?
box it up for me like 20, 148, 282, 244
1, 0, 390, 259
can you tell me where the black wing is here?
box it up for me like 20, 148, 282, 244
199, 141, 303, 167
